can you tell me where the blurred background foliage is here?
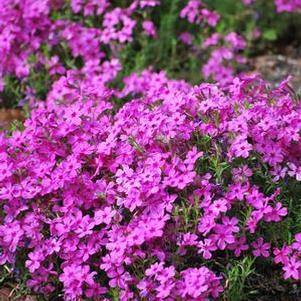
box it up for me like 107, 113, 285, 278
1, 0, 301, 108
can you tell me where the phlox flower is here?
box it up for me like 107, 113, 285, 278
273, 245, 290, 265
228, 236, 249, 257
252, 237, 270, 258
288, 163, 301, 181
198, 238, 217, 259
142, 20, 157, 37
283, 257, 301, 280
292, 233, 301, 251
211, 226, 236, 250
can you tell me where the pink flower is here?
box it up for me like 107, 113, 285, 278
242, 0, 255, 5
228, 236, 249, 257
251, 237, 270, 258
142, 20, 157, 37
25, 252, 42, 273
283, 257, 301, 280
95, 207, 116, 225
210, 198, 228, 215
231, 136, 253, 158
288, 163, 301, 181
179, 32, 193, 45
145, 262, 164, 277
263, 202, 287, 222
180, 0, 202, 23
275, 0, 301, 12
198, 238, 217, 259
203, 33, 221, 48
273, 245, 290, 265
211, 226, 236, 250
232, 165, 253, 182
292, 233, 301, 251
201, 8, 220, 27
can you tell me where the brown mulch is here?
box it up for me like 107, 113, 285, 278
0, 288, 36, 301
0, 109, 25, 130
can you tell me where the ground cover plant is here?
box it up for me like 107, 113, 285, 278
1, 0, 301, 300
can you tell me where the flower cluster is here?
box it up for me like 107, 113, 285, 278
0, 0, 298, 99
0, 66, 301, 300
202, 32, 247, 85
274, 233, 301, 280
180, 0, 220, 27
242, 0, 301, 12
0, 0, 160, 92
0, 0, 53, 83
275, 0, 301, 12
179, 1, 249, 85
1, 1, 301, 300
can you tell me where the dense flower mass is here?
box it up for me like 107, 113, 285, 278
0, 68, 301, 299
0, 0, 160, 92
0, 0, 299, 95
1, 0, 301, 300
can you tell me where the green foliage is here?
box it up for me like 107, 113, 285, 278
110, 288, 120, 301
224, 257, 255, 301
0, 265, 11, 286
0, 265, 31, 300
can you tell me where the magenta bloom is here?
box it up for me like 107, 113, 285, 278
252, 237, 270, 258
283, 257, 301, 280
142, 20, 157, 37
228, 236, 249, 257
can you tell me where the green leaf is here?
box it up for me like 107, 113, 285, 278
263, 29, 277, 41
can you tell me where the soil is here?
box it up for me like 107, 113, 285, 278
0, 109, 25, 130
250, 45, 301, 91
0, 288, 36, 301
